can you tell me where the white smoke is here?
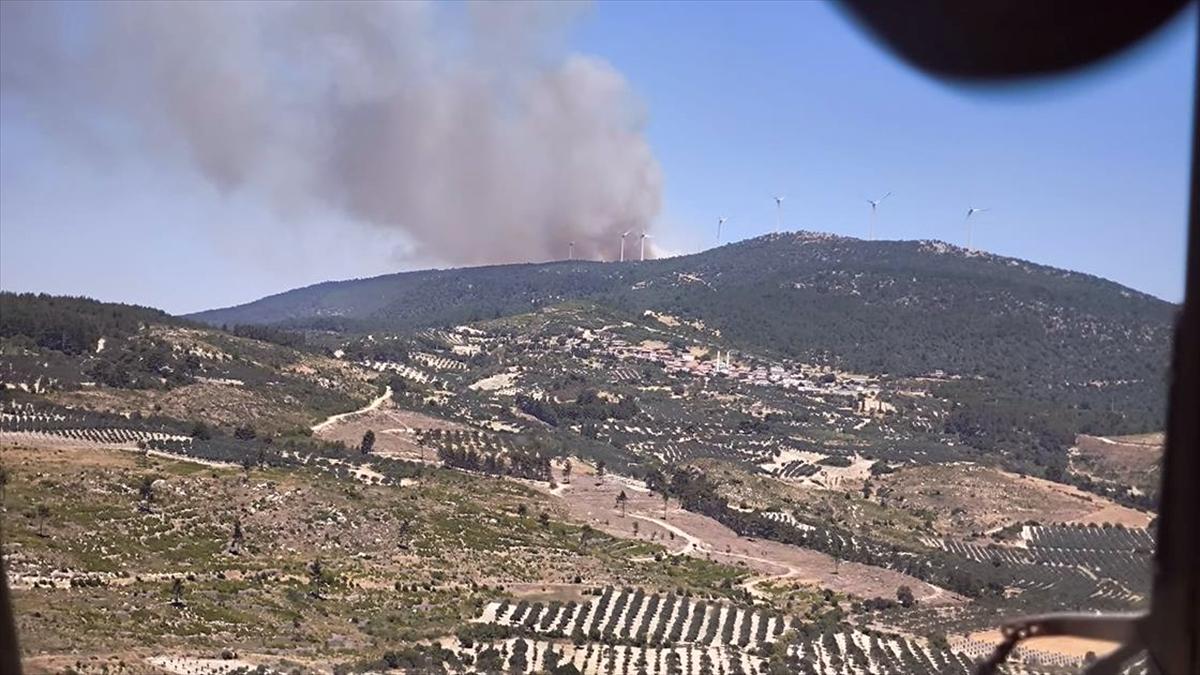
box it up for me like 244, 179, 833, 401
0, 0, 662, 265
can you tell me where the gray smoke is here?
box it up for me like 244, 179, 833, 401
0, 1, 662, 265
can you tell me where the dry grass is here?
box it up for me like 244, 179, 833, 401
312, 403, 468, 462
966, 629, 1121, 659
4, 438, 763, 671
533, 461, 963, 606
875, 463, 1152, 536
1073, 433, 1161, 497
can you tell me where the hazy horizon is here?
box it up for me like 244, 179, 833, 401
2, 1, 1195, 313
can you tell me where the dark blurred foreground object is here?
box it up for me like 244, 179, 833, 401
841, 0, 1189, 80
841, 1, 1199, 674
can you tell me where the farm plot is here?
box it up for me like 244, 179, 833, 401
540, 468, 960, 605
414, 352, 469, 371
311, 403, 468, 463
919, 538, 1034, 566
418, 428, 519, 459
477, 587, 787, 649
1, 425, 189, 447
1020, 524, 1152, 599
363, 359, 431, 384
2, 404, 191, 448
773, 460, 821, 480
447, 627, 976, 675
587, 419, 779, 468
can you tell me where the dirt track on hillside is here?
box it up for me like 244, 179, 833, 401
533, 463, 963, 606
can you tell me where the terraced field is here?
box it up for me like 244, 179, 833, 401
443, 629, 978, 675
2, 295, 1164, 675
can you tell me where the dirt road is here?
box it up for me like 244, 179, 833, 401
311, 386, 392, 433
537, 464, 962, 606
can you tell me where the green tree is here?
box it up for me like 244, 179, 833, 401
308, 559, 326, 598
137, 476, 155, 513
230, 517, 244, 554
170, 578, 184, 607
615, 490, 628, 517
35, 504, 50, 537
897, 585, 916, 608
361, 430, 376, 455
190, 421, 211, 441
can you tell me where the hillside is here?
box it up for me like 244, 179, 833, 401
190, 233, 1175, 433
5, 256, 1166, 674
191, 234, 1173, 377
0, 292, 380, 433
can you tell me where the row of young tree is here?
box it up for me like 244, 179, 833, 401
516, 390, 639, 427
649, 466, 1123, 605
436, 445, 553, 482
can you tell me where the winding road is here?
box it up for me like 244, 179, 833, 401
311, 386, 393, 434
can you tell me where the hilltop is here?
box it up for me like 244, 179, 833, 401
190, 233, 1173, 379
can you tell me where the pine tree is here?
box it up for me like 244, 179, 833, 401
230, 517, 244, 554
170, 578, 184, 607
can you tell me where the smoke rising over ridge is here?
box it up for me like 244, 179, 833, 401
0, 1, 662, 265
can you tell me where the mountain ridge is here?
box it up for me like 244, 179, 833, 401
190, 232, 1173, 322
186, 232, 1174, 379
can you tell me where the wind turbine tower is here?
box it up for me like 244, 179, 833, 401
717, 217, 728, 245
619, 231, 630, 262
965, 207, 989, 249
866, 192, 891, 240
773, 196, 785, 234
568, 241, 575, 261
639, 232, 651, 261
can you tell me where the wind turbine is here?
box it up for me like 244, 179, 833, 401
717, 217, 728, 245
619, 231, 630, 262
866, 192, 891, 240
965, 207, 989, 249
640, 232, 651, 261
568, 241, 575, 261
773, 196, 785, 233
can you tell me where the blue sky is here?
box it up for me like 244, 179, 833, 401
1, 1, 1195, 313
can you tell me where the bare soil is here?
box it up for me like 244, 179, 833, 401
876, 463, 1151, 535
535, 462, 964, 605
312, 401, 467, 462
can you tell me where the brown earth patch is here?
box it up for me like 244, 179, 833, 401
967, 629, 1120, 660
1073, 433, 1161, 497
535, 463, 963, 606
876, 463, 1152, 536
312, 403, 468, 462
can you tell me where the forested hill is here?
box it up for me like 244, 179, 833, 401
189, 232, 1175, 388
0, 293, 185, 355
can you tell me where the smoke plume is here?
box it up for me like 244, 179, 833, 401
0, 1, 662, 265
